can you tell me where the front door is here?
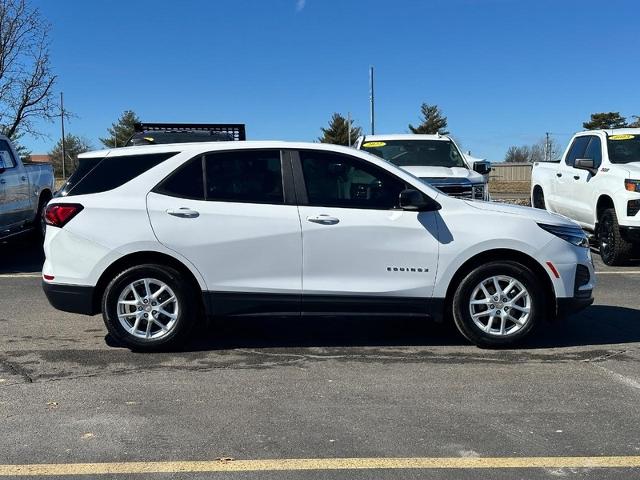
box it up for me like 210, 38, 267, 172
293, 149, 440, 315
554, 136, 590, 218
147, 149, 303, 315
570, 135, 602, 226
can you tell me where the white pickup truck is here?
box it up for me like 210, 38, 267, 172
531, 128, 640, 265
0, 134, 54, 239
355, 134, 491, 201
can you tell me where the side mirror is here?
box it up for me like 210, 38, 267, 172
0, 167, 5, 175
473, 161, 491, 175
399, 189, 441, 211
575, 158, 596, 174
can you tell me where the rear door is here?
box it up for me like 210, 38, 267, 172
147, 149, 303, 315
293, 149, 440, 315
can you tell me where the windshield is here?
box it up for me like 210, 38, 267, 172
607, 134, 640, 164
361, 139, 467, 168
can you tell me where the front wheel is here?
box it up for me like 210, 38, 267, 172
452, 261, 543, 348
597, 208, 632, 266
102, 264, 197, 351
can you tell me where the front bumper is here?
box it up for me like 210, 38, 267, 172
42, 281, 97, 316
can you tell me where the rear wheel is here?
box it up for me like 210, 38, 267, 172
532, 187, 546, 209
597, 208, 632, 266
102, 264, 197, 351
452, 261, 542, 348
34, 192, 51, 240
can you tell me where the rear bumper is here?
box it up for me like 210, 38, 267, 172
557, 295, 594, 319
42, 281, 97, 315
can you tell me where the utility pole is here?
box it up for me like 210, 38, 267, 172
545, 132, 550, 162
347, 111, 352, 147
369, 66, 375, 135
60, 92, 66, 180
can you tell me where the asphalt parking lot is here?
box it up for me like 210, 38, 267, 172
1, 237, 639, 479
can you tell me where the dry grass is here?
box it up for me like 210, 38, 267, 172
488, 180, 531, 194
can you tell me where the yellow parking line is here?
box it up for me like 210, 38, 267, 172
1, 456, 639, 476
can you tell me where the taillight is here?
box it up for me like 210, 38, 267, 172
44, 203, 84, 228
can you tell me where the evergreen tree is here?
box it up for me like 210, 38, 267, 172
48, 134, 92, 177
408, 103, 449, 135
583, 112, 628, 130
100, 110, 140, 147
318, 113, 362, 146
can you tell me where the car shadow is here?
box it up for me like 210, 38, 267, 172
0, 235, 44, 274
106, 305, 640, 352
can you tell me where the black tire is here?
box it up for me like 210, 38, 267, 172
451, 261, 543, 348
102, 264, 197, 351
532, 186, 546, 209
597, 208, 632, 266
33, 192, 51, 240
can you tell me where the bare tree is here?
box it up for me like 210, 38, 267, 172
0, 0, 58, 140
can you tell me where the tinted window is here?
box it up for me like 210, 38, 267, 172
361, 139, 466, 168
56, 157, 103, 196
0, 140, 16, 168
204, 150, 283, 204
300, 150, 406, 209
65, 152, 177, 196
565, 137, 590, 167
155, 157, 205, 200
607, 134, 640, 164
583, 136, 602, 169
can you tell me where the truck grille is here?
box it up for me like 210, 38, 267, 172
422, 178, 485, 200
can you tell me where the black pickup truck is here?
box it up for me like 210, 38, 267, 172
126, 123, 246, 146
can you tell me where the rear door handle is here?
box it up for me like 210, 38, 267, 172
166, 208, 200, 218
573, 175, 580, 180
0, 179, 5, 184
307, 215, 339, 225
556, 173, 562, 178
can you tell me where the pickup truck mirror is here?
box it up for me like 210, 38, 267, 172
399, 189, 441, 212
0, 166, 5, 174
574, 158, 596, 173
473, 161, 491, 175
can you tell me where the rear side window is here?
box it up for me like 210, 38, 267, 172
565, 137, 590, 167
64, 152, 177, 196
0, 139, 16, 168
204, 150, 284, 204
155, 157, 205, 200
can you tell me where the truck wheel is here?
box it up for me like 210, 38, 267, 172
597, 208, 632, 266
102, 264, 197, 351
532, 187, 545, 209
451, 261, 542, 348
34, 192, 51, 240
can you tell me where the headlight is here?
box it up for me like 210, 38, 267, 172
538, 223, 589, 248
625, 179, 640, 192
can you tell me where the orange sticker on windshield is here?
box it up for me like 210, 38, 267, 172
362, 141, 386, 148
609, 134, 635, 140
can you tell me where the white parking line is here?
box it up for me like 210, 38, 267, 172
595, 271, 640, 275
0, 273, 41, 278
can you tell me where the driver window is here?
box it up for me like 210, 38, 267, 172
299, 150, 406, 210
583, 136, 602, 169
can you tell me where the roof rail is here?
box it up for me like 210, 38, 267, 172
133, 123, 246, 141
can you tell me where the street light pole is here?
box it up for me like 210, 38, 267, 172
60, 92, 66, 180
369, 66, 375, 135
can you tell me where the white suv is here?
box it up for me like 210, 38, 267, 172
42, 142, 594, 350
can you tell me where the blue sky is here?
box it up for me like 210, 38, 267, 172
25, 0, 640, 161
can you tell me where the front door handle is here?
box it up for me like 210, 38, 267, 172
573, 175, 580, 180
0, 178, 5, 184
556, 173, 562, 178
307, 214, 339, 225
20, 176, 27, 181
166, 208, 200, 218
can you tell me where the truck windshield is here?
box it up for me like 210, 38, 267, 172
607, 135, 640, 164
361, 139, 467, 168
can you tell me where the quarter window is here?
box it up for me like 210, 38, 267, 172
299, 150, 406, 210
565, 137, 590, 167
204, 150, 284, 204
